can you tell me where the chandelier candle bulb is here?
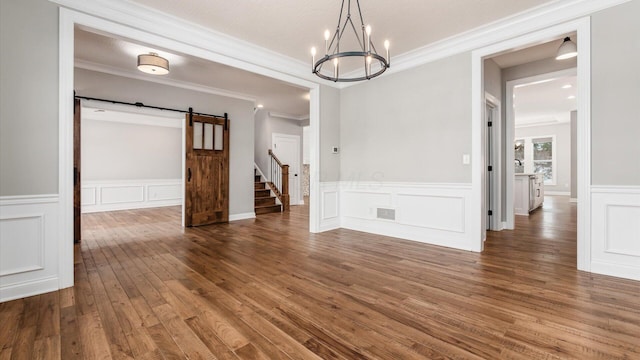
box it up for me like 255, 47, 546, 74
365, 25, 372, 52
311, 47, 316, 71
384, 40, 390, 65
324, 30, 330, 54
333, 58, 339, 79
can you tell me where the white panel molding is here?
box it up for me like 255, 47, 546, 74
0, 196, 61, 302
591, 186, 640, 281
82, 179, 181, 213
339, 182, 475, 251
319, 182, 340, 232
0, 214, 45, 276
268, 112, 310, 121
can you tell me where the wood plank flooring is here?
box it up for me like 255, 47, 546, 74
2, 196, 640, 359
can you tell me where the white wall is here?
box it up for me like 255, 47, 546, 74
82, 119, 182, 181
515, 122, 571, 193
75, 68, 255, 217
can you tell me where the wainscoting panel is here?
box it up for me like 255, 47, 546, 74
319, 182, 340, 231
82, 179, 182, 213
591, 186, 640, 281
0, 195, 60, 302
339, 182, 475, 251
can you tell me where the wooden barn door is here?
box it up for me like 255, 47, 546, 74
185, 112, 229, 226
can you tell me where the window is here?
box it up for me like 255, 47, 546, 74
514, 135, 556, 185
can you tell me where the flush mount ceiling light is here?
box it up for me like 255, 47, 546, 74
310, 0, 390, 82
556, 37, 577, 60
137, 52, 169, 75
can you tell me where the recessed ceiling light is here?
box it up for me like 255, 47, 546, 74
562, 84, 572, 89
567, 95, 576, 99
94, 109, 106, 113
257, 104, 264, 108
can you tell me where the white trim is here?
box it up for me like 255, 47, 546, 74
51, 0, 326, 87
570, 198, 578, 203
82, 106, 183, 128
229, 212, 256, 221
309, 87, 321, 233
341, 0, 629, 88
0, 276, 60, 303
338, 181, 475, 251
545, 191, 571, 196
268, 112, 310, 121
0, 194, 59, 206
591, 185, 640, 194
590, 186, 640, 281
76, 60, 258, 104
485, 92, 501, 231
472, 18, 591, 267
81, 179, 182, 213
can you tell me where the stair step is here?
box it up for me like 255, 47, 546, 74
255, 196, 276, 206
254, 175, 261, 182
255, 204, 282, 215
255, 189, 271, 197
254, 182, 267, 190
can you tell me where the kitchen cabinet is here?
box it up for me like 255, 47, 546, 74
514, 173, 544, 216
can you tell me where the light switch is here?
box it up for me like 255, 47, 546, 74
332, 146, 339, 154
462, 154, 470, 164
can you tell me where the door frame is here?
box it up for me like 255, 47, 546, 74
484, 92, 501, 232
58, 7, 322, 288
272, 132, 302, 206
471, 17, 591, 270
504, 68, 577, 229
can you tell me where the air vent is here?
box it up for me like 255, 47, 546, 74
376, 208, 396, 220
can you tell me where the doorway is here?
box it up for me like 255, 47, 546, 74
472, 18, 591, 271
272, 133, 301, 206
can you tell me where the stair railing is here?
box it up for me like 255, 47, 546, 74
268, 149, 290, 211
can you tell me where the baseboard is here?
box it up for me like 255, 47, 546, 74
545, 191, 570, 196
229, 212, 256, 221
590, 261, 640, 281
0, 276, 59, 303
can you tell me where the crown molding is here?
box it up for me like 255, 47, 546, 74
269, 112, 310, 121
53, 0, 629, 90
75, 59, 257, 104
50, 0, 334, 87
339, 0, 630, 88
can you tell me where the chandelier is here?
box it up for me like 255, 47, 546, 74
310, 0, 390, 82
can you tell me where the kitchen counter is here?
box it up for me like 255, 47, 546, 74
514, 173, 544, 215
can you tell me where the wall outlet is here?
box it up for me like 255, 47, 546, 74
462, 154, 470, 165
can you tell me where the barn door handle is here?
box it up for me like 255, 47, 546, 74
188, 168, 192, 182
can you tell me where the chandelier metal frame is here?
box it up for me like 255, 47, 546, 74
311, 0, 390, 82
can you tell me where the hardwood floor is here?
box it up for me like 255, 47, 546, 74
2, 197, 639, 359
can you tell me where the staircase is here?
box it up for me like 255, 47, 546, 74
254, 170, 282, 215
